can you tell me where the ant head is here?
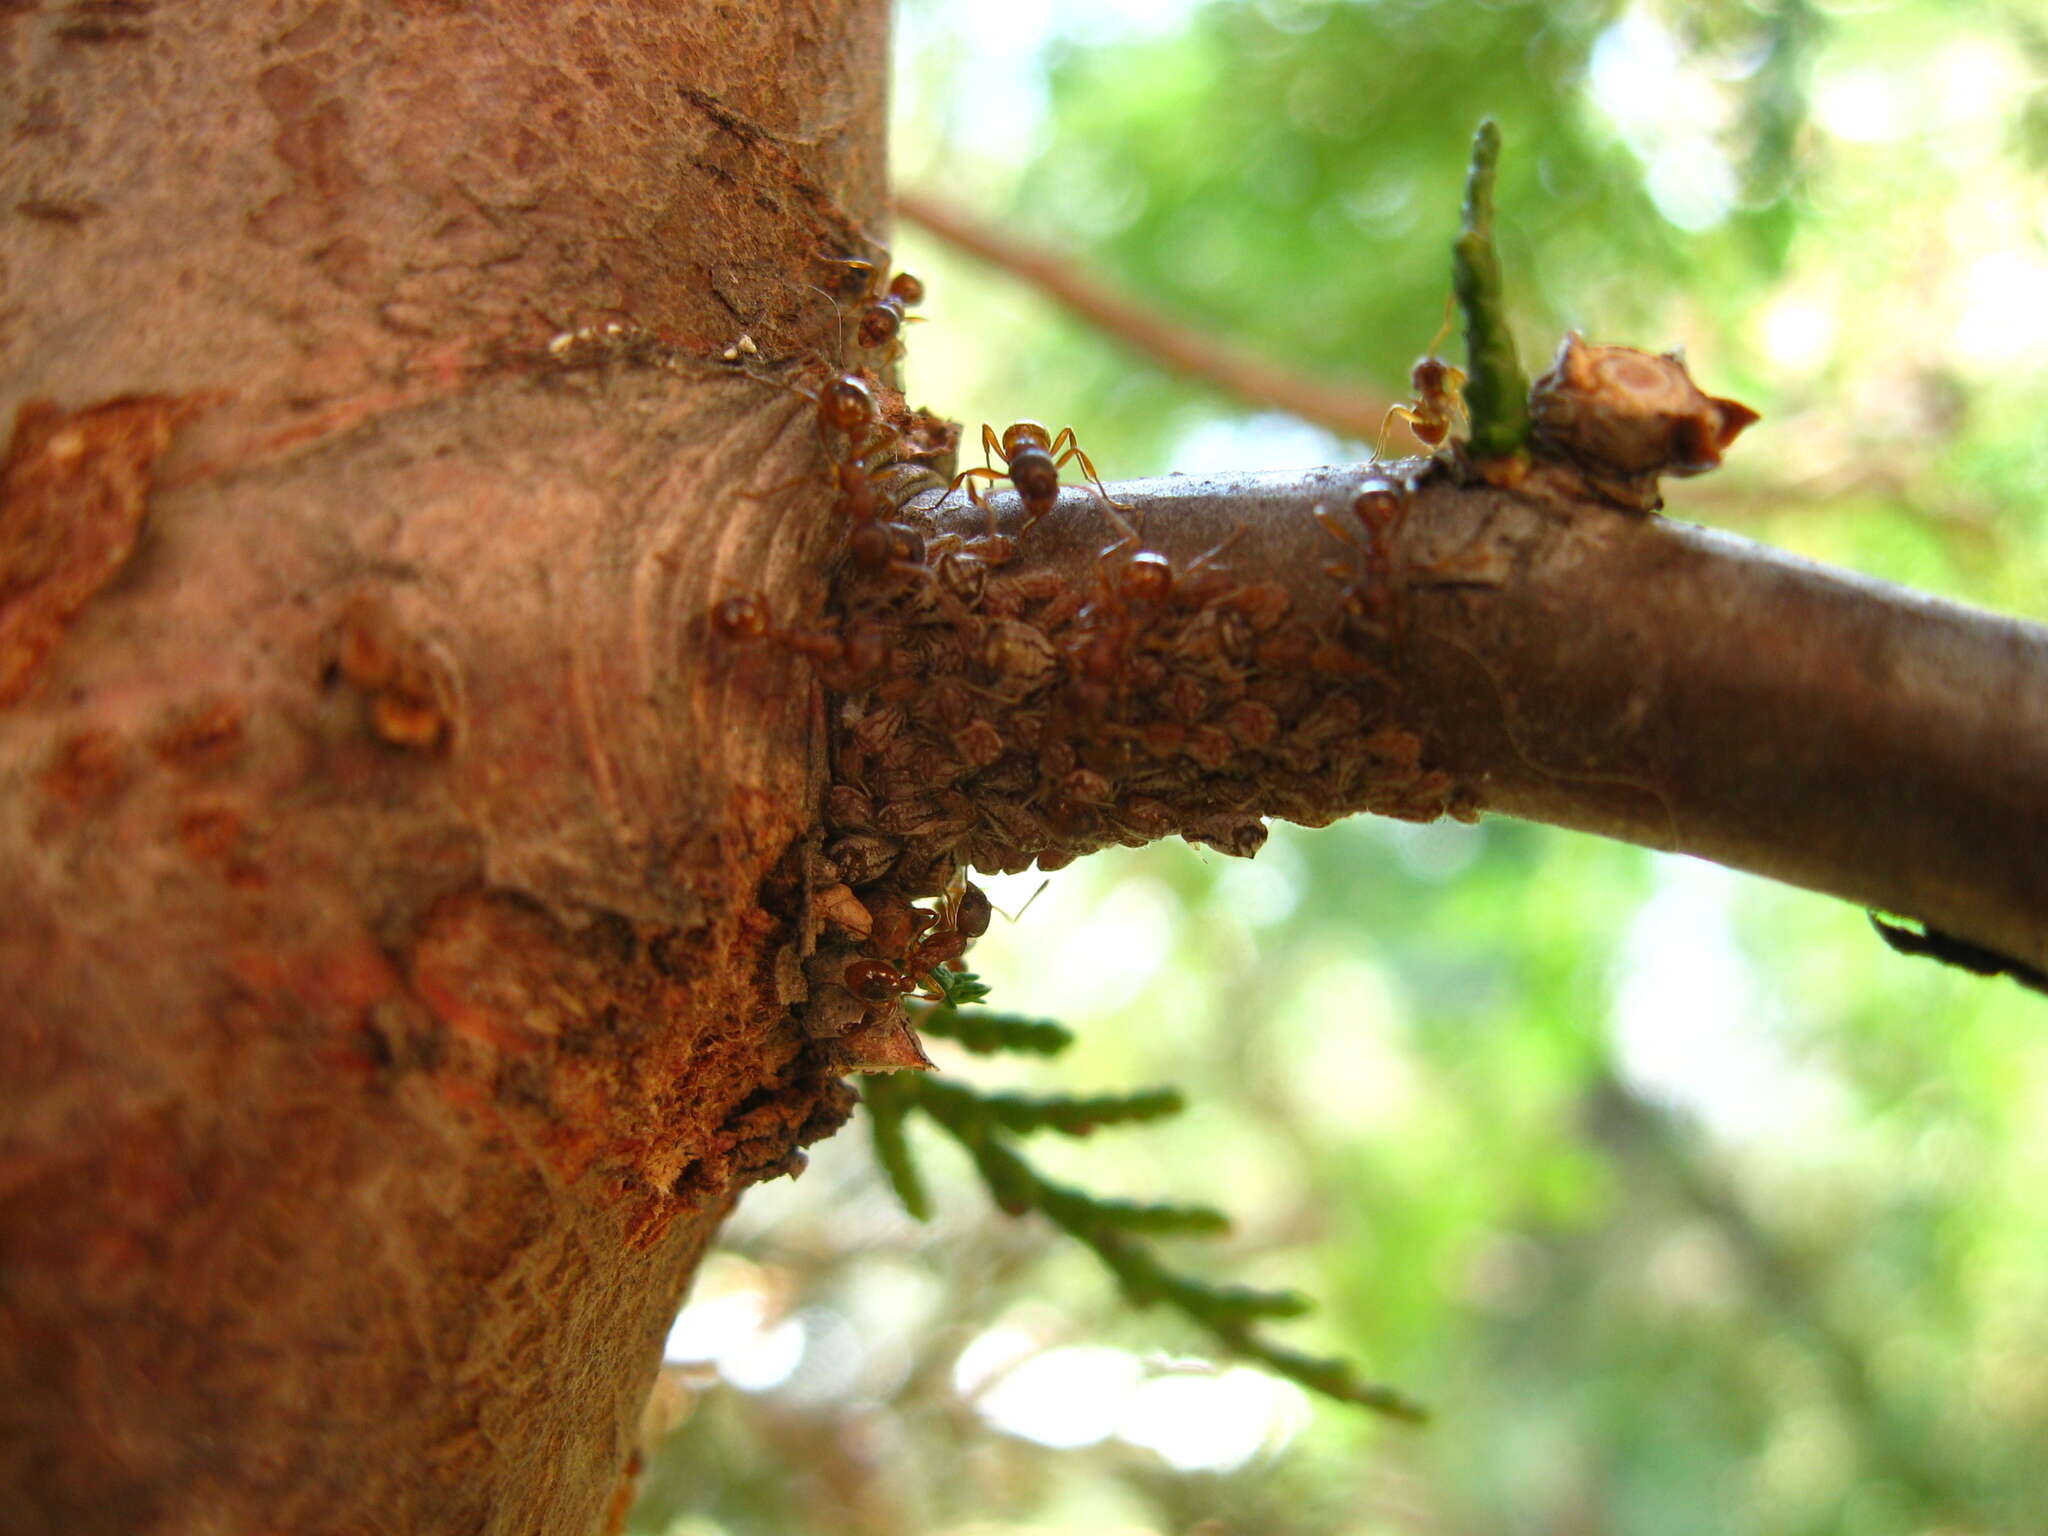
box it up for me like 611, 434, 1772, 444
1119, 551, 1173, 605
821, 374, 878, 434
820, 256, 879, 298
1352, 481, 1405, 527
953, 881, 993, 939
1002, 420, 1052, 456
888, 271, 925, 305
856, 304, 902, 350
1412, 356, 1455, 393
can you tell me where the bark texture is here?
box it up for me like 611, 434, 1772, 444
1, 3, 887, 1532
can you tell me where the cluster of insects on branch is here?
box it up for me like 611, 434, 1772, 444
708, 251, 1471, 1070
686, 211, 1537, 1418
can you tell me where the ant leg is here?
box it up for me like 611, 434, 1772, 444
981, 423, 1004, 473
1313, 503, 1367, 555
1374, 403, 1421, 464
947, 466, 1005, 510
794, 280, 852, 367
1185, 524, 1247, 578
738, 469, 819, 502
1095, 498, 1146, 560
991, 878, 1049, 924
1425, 292, 1456, 356
1049, 433, 1132, 512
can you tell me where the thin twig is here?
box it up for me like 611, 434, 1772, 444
894, 187, 1392, 441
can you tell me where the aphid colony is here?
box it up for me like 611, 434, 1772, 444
716, 258, 1471, 1055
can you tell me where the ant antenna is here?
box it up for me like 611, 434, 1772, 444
990, 878, 1050, 924
793, 279, 850, 366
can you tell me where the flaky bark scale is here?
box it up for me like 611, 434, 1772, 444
2, 3, 884, 1532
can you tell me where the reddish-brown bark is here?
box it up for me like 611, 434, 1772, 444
0, 3, 887, 1531
11, 2, 2048, 1531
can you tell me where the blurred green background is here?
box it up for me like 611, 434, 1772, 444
632, 2, 2048, 1531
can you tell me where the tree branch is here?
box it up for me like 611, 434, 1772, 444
823, 455, 2048, 990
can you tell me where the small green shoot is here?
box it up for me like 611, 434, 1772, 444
862, 989, 1429, 1423
1452, 118, 1531, 459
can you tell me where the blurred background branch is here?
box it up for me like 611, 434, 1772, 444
896, 188, 1393, 439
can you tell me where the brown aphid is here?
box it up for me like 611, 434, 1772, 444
1376, 298, 1468, 461
953, 719, 1005, 768
947, 420, 1123, 532
1221, 699, 1279, 748
1222, 581, 1294, 632
813, 884, 874, 941
824, 783, 875, 830
826, 833, 901, 886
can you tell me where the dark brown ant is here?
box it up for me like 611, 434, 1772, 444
831, 458, 928, 576
1376, 298, 1468, 461
744, 371, 898, 494
814, 372, 897, 459
948, 421, 1125, 533
822, 259, 926, 360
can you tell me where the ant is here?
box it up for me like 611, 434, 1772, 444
948, 421, 1125, 533
810, 371, 897, 461
711, 593, 884, 690
747, 370, 926, 574
1376, 297, 1468, 462
1061, 523, 1172, 689
1314, 477, 1410, 640
842, 877, 994, 1004
821, 258, 926, 360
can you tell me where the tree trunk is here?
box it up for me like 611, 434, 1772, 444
11, 3, 2048, 1533
1, 3, 885, 1531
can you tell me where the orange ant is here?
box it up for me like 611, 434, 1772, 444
842, 877, 994, 1004
711, 593, 884, 690
1376, 298, 1468, 461
1314, 477, 1410, 641
948, 421, 1125, 533
744, 370, 926, 573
